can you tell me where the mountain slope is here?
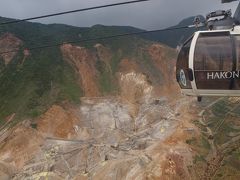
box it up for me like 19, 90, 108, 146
0, 16, 178, 124
1, 15, 240, 180
0, 16, 202, 180
0, 15, 205, 48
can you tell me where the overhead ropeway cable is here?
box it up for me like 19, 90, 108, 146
0, 24, 197, 55
0, 0, 151, 26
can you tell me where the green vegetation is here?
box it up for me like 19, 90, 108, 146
186, 137, 197, 145
96, 60, 115, 94
30, 123, 38, 129
188, 98, 240, 179
111, 53, 122, 74
193, 155, 206, 164
186, 135, 210, 156
201, 136, 210, 150
136, 49, 164, 85
0, 47, 82, 122
193, 119, 208, 133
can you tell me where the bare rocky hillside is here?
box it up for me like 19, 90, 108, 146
1, 19, 239, 180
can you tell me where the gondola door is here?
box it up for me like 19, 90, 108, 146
176, 38, 193, 94
193, 32, 235, 95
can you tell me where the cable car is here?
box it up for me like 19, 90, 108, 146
176, 0, 240, 101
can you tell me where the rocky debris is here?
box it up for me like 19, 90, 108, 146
148, 44, 179, 97
61, 43, 178, 99
0, 161, 15, 180
148, 44, 173, 83
61, 44, 100, 97
0, 124, 44, 170
0, 41, 196, 179
0, 33, 22, 65
118, 71, 153, 120
118, 59, 140, 73
37, 105, 79, 139
162, 153, 189, 179
4, 96, 192, 179
0, 69, 194, 180
119, 72, 153, 104
0, 62, 194, 179
78, 98, 134, 141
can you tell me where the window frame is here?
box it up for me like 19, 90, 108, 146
193, 31, 237, 90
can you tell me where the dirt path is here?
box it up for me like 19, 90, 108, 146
201, 97, 240, 179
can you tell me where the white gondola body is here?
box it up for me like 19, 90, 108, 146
176, 26, 240, 97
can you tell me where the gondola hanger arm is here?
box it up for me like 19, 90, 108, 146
222, 0, 240, 23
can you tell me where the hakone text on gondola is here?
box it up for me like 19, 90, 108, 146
207, 71, 240, 80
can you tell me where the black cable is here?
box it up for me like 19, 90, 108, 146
0, 25, 193, 55
0, 0, 151, 26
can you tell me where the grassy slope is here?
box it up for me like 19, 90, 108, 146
0, 47, 83, 121
186, 98, 240, 179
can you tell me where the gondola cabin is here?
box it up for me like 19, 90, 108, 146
176, 26, 240, 99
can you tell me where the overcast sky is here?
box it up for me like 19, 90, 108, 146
0, 0, 238, 30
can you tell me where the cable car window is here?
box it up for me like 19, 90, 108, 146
195, 32, 232, 71
194, 32, 233, 89
235, 36, 240, 70
176, 38, 192, 89
234, 35, 240, 90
